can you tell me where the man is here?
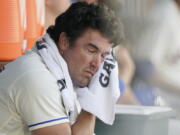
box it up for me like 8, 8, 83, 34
0, 2, 123, 135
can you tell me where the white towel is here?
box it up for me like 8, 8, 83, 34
34, 34, 78, 122
76, 53, 120, 125
34, 33, 120, 125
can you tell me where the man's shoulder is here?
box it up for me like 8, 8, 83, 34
1, 51, 56, 91
12, 52, 58, 92
9, 53, 60, 99
6, 51, 48, 77
15, 51, 46, 71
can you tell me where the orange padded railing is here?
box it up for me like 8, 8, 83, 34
25, 0, 45, 50
0, 0, 24, 60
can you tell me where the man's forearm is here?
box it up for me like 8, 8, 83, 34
32, 110, 95, 135
71, 110, 96, 135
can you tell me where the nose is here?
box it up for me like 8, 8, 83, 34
90, 54, 102, 72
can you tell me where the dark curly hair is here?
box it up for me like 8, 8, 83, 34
47, 2, 124, 47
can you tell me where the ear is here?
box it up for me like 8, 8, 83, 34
58, 32, 69, 54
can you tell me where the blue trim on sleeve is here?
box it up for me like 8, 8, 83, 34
119, 79, 126, 94
28, 116, 69, 128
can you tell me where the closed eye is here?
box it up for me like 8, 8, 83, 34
88, 48, 97, 53
86, 43, 110, 62
86, 43, 98, 53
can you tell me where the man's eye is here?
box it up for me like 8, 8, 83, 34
88, 48, 97, 53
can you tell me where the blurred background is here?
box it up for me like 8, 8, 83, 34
0, 0, 180, 134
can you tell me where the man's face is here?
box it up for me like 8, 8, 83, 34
59, 29, 112, 87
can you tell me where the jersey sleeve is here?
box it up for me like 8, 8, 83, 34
12, 69, 69, 131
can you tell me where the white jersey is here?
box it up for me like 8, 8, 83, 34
0, 51, 80, 135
